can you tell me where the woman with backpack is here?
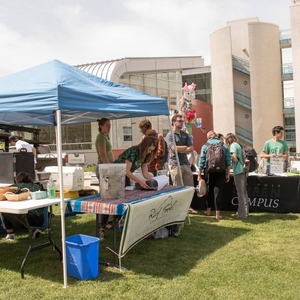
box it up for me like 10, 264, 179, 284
225, 133, 249, 219
198, 130, 231, 220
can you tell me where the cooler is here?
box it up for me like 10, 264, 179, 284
44, 166, 84, 191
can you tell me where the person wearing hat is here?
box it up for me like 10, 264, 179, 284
197, 130, 231, 220
8, 135, 37, 164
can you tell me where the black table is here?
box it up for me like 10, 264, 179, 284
191, 174, 300, 213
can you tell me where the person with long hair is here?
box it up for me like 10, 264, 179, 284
2, 172, 44, 241
114, 136, 158, 189
139, 118, 166, 176
95, 118, 114, 240
225, 133, 249, 218
198, 130, 231, 220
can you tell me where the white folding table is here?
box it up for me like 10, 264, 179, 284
0, 197, 68, 278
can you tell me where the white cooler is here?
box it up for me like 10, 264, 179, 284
44, 166, 84, 191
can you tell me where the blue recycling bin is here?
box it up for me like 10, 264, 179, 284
66, 234, 100, 280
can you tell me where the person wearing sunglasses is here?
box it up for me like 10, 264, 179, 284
166, 114, 196, 215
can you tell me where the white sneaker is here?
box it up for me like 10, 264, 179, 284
99, 229, 105, 242
2, 233, 15, 241
32, 229, 40, 239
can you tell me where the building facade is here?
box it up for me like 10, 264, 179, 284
210, 0, 300, 153
75, 56, 212, 157
31, 1, 300, 163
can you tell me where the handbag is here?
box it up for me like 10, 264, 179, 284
196, 179, 207, 197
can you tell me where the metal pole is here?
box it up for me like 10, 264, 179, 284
55, 109, 68, 288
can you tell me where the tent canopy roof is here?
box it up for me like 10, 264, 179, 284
0, 59, 169, 126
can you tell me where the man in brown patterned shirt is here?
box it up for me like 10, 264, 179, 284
139, 118, 167, 176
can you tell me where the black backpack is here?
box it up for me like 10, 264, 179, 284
205, 142, 226, 173
244, 146, 259, 172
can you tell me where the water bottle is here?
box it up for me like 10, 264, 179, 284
47, 176, 56, 199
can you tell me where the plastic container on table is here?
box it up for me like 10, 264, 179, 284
98, 163, 126, 199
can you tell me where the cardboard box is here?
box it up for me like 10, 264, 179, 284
44, 166, 84, 191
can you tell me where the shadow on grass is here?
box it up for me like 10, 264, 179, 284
113, 215, 250, 279
1, 210, 298, 283
223, 210, 299, 224
0, 213, 124, 283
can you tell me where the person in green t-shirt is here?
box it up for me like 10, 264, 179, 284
95, 118, 115, 240
263, 126, 288, 174
95, 118, 114, 173
225, 133, 249, 219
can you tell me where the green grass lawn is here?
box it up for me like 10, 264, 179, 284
0, 207, 299, 300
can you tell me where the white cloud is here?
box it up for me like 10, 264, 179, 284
0, 0, 292, 77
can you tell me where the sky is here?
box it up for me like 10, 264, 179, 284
0, 0, 293, 77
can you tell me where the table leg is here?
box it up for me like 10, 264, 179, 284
20, 206, 62, 278
113, 215, 117, 266
98, 215, 119, 268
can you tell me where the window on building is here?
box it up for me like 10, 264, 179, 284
37, 123, 92, 151
123, 126, 133, 141
162, 129, 169, 137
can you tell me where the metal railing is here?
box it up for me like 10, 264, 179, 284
235, 125, 253, 143
283, 97, 294, 108
232, 55, 250, 74
234, 91, 251, 108
280, 29, 291, 44
282, 63, 293, 77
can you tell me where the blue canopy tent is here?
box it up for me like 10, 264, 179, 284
0, 59, 169, 287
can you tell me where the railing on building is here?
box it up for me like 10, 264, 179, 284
234, 91, 251, 109
283, 97, 295, 113
235, 125, 253, 144
280, 29, 291, 45
282, 63, 293, 79
285, 134, 296, 147
232, 55, 250, 75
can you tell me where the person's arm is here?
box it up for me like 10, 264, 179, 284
231, 152, 237, 162
184, 145, 194, 153
124, 160, 152, 189
171, 144, 187, 152
263, 151, 276, 158
171, 133, 194, 153
262, 142, 272, 158
98, 145, 111, 163
224, 146, 232, 182
197, 146, 206, 180
225, 165, 231, 182
32, 146, 37, 157
141, 163, 154, 180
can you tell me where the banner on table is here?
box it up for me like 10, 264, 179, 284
119, 187, 195, 257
